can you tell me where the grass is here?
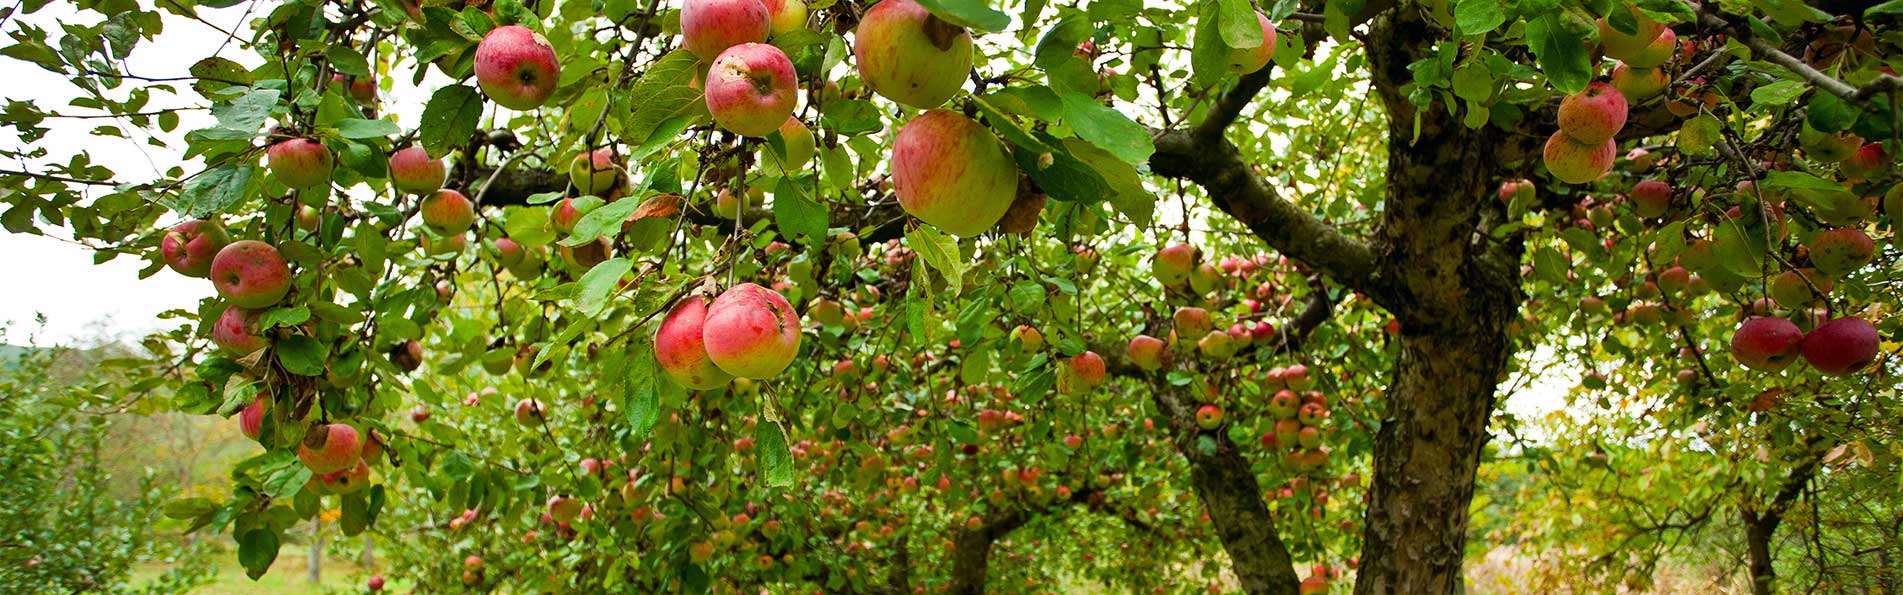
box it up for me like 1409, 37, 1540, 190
132, 545, 379, 595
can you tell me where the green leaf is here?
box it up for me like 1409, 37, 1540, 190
907, 225, 965, 296
913, 0, 1010, 33
419, 85, 484, 159
1063, 139, 1153, 226
181, 165, 258, 217
333, 118, 400, 139
163, 497, 217, 520
821, 99, 884, 136
1749, 80, 1805, 106
625, 341, 668, 438
441, 451, 475, 481
1676, 114, 1720, 156
211, 88, 280, 134
972, 94, 1056, 154
1191, 0, 1228, 88
1869, 0, 1903, 17
1217, 0, 1264, 49
1453, 0, 1505, 35
576, 257, 633, 316
1526, 13, 1593, 94
564, 196, 640, 244
263, 463, 312, 499
756, 417, 793, 487
1060, 92, 1154, 163
275, 336, 330, 377
340, 492, 368, 536
773, 178, 828, 241
623, 50, 704, 143
258, 306, 310, 329
325, 46, 370, 77
189, 57, 253, 98
237, 528, 280, 580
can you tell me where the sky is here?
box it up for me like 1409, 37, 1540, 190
0, 3, 1579, 421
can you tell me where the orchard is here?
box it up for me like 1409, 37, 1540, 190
0, 0, 1900, 593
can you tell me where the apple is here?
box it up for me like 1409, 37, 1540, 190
1171, 308, 1213, 340
1126, 335, 1165, 371
474, 25, 561, 110
767, 117, 816, 170
465, 555, 483, 571
1798, 123, 1861, 164
331, 73, 376, 103
1731, 317, 1804, 372
703, 283, 802, 378
1609, 62, 1667, 99
298, 423, 363, 474
853, 0, 971, 108
655, 294, 736, 389
682, 0, 770, 60
1542, 131, 1615, 184
761, 0, 806, 36
890, 109, 1018, 236
493, 237, 525, 268
238, 395, 267, 439
1225, 11, 1278, 75
1840, 143, 1891, 180
1620, 26, 1675, 69
1194, 404, 1223, 430
1299, 576, 1329, 595
548, 495, 584, 522
1802, 317, 1880, 376
1628, 179, 1671, 217
1297, 402, 1328, 426
1152, 243, 1198, 285
307, 460, 371, 495
1655, 266, 1691, 295
1284, 364, 1312, 389
266, 138, 333, 189
389, 339, 424, 372
1268, 389, 1299, 419
551, 198, 585, 234
410, 405, 430, 423
1059, 351, 1106, 394
1807, 227, 1874, 277
1497, 179, 1535, 204
560, 237, 611, 269
212, 305, 270, 356
1597, 7, 1664, 61
704, 43, 799, 137
1197, 330, 1237, 359
514, 398, 547, 426
569, 148, 623, 196
421, 231, 466, 256
1274, 418, 1300, 446
420, 189, 476, 235
1770, 268, 1832, 309
211, 240, 292, 308
161, 220, 229, 278
388, 146, 446, 194
1188, 262, 1225, 295
1298, 426, 1323, 449
1009, 325, 1044, 352
1557, 82, 1627, 144
368, 575, 385, 591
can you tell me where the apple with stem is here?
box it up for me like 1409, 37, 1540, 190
853, 0, 971, 108
704, 43, 799, 138
161, 219, 229, 278
474, 25, 561, 110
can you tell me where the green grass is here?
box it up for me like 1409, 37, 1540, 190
133, 546, 378, 595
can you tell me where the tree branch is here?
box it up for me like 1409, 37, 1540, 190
1690, 2, 1897, 112
1149, 130, 1386, 306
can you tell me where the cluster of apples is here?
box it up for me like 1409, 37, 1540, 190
1251, 365, 1332, 475
1731, 314, 1880, 378
1130, 243, 1288, 367
656, 283, 803, 389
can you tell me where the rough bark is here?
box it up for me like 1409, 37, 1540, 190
1348, 10, 1526, 594
1152, 383, 1301, 595
949, 508, 1029, 595
1741, 441, 1828, 595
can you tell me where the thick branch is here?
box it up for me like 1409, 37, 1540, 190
1149, 383, 1300, 595
1149, 130, 1386, 307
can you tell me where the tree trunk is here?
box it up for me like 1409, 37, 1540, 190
1743, 513, 1779, 595
307, 520, 323, 584
1148, 383, 1302, 595
948, 508, 1026, 595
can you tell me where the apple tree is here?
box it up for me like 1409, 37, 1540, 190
0, 0, 1898, 592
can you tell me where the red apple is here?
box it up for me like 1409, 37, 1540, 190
389, 146, 446, 194
1628, 179, 1671, 217
1730, 317, 1804, 372
1802, 317, 1880, 376
761, 0, 807, 37
1558, 82, 1628, 144
1194, 405, 1223, 430
853, 0, 971, 108
420, 189, 475, 235
703, 283, 802, 379
681, 0, 769, 60
1058, 351, 1106, 394
656, 294, 736, 389
1841, 144, 1890, 180
1226, 11, 1278, 75
161, 219, 229, 278
213, 305, 269, 355
1543, 131, 1615, 184
474, 25, 561, 110
1126, 335, 1165, 371
238, 394, 267, 439
297, 423, 363, 474
547, 495, 583, 522
890, 109, 1018, 236
705, 43, 799, 137
211, 240, 292, 308
267, 138, 333, 189
514, 398, 546, 426
307, 460, 371, 495
1152, 243, 1198, 285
